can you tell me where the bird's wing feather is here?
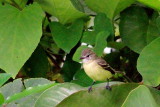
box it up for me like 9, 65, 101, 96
96, 58, 115, 74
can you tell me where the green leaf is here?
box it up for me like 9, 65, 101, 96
35, 0, 86, 24
0, 79, 24, 99
94, 13, 113, 35
70, 0, 85, 12
5, 0, 28, 9
120, 6, 148, 53
81, 13, 113, 45
156, 16, 160, 31
119, 6, 160, 53
16, 93, 43, 107
107, 42, 125, 50
0, 93, 4, 105
70, 0, 95, 15
57, 83, 139, 107
34, 83, 83, 107
81, 31, 96, 45
24, 78, 51, 88
122, 85, 160, 107
72, 69, 93, 87
85, 0, 135, 19
146, 12, 160, 44
137, 37, 160, 86
4, 82, 57, 103
0, 73, 11, 87
137, 0, 160, 11
94, 31, 110, 56
50, 19, 84, 53
14, 78, 53, 107
23, 45, 49, 78
149, 87, 160, 105
73, 45, 88, 62
0, 3, 44, 78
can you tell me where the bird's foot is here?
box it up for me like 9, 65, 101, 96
106, 85, 112, 91
88, 87, 93, 93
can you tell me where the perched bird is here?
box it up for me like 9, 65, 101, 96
80, 48, 116, 92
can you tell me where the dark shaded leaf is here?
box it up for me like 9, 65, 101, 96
23, 45, 49, 78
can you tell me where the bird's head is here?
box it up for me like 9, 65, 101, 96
80, 48, 97, 63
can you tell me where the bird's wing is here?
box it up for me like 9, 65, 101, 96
96, 58, 115, 74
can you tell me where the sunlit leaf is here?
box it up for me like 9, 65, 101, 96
34, 83, 83, 107
24, 78, 51, 88
0, 73, 11, 87
85, 0, 135, 19
137, 0, 160, 11
137, 37, 160, 86
0, 79, 23, 99
122, 85, 160, 107
36, 0, 86, 24
4, 82, 57, 103
0, 3, 44, 78
57, 83, 138, 107
0, 93, 4, 105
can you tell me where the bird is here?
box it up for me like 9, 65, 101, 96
80, 48, 116, 92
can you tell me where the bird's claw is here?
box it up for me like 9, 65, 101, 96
106, 85, 112, 91
88, 87, 93, 93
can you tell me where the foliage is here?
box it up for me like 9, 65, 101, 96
0, 0, 160, 107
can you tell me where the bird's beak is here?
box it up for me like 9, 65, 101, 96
80, 57, 85, 59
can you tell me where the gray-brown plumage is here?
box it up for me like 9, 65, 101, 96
80, 48, 115, 91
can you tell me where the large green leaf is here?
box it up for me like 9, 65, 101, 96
0, 79, 24, 99
24, 78, 51, 88
57, 83, 138, 107
50, 19, 84, 53
122, 85, 160, 107
137, 37, 160, 86
0, 3, 44, 78
137, 0, 160, 11
85, 0, 135, 19
4, 82, 57, 104
0, 73, 11, 87
120, 6, 160, 53
35, 0, 86, 24
120, 6, 148, 53
0, 78, 56, 106
13, 78, 53, 107
34, 83, 83, 107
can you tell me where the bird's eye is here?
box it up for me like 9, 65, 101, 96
86, 55, 90, 57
